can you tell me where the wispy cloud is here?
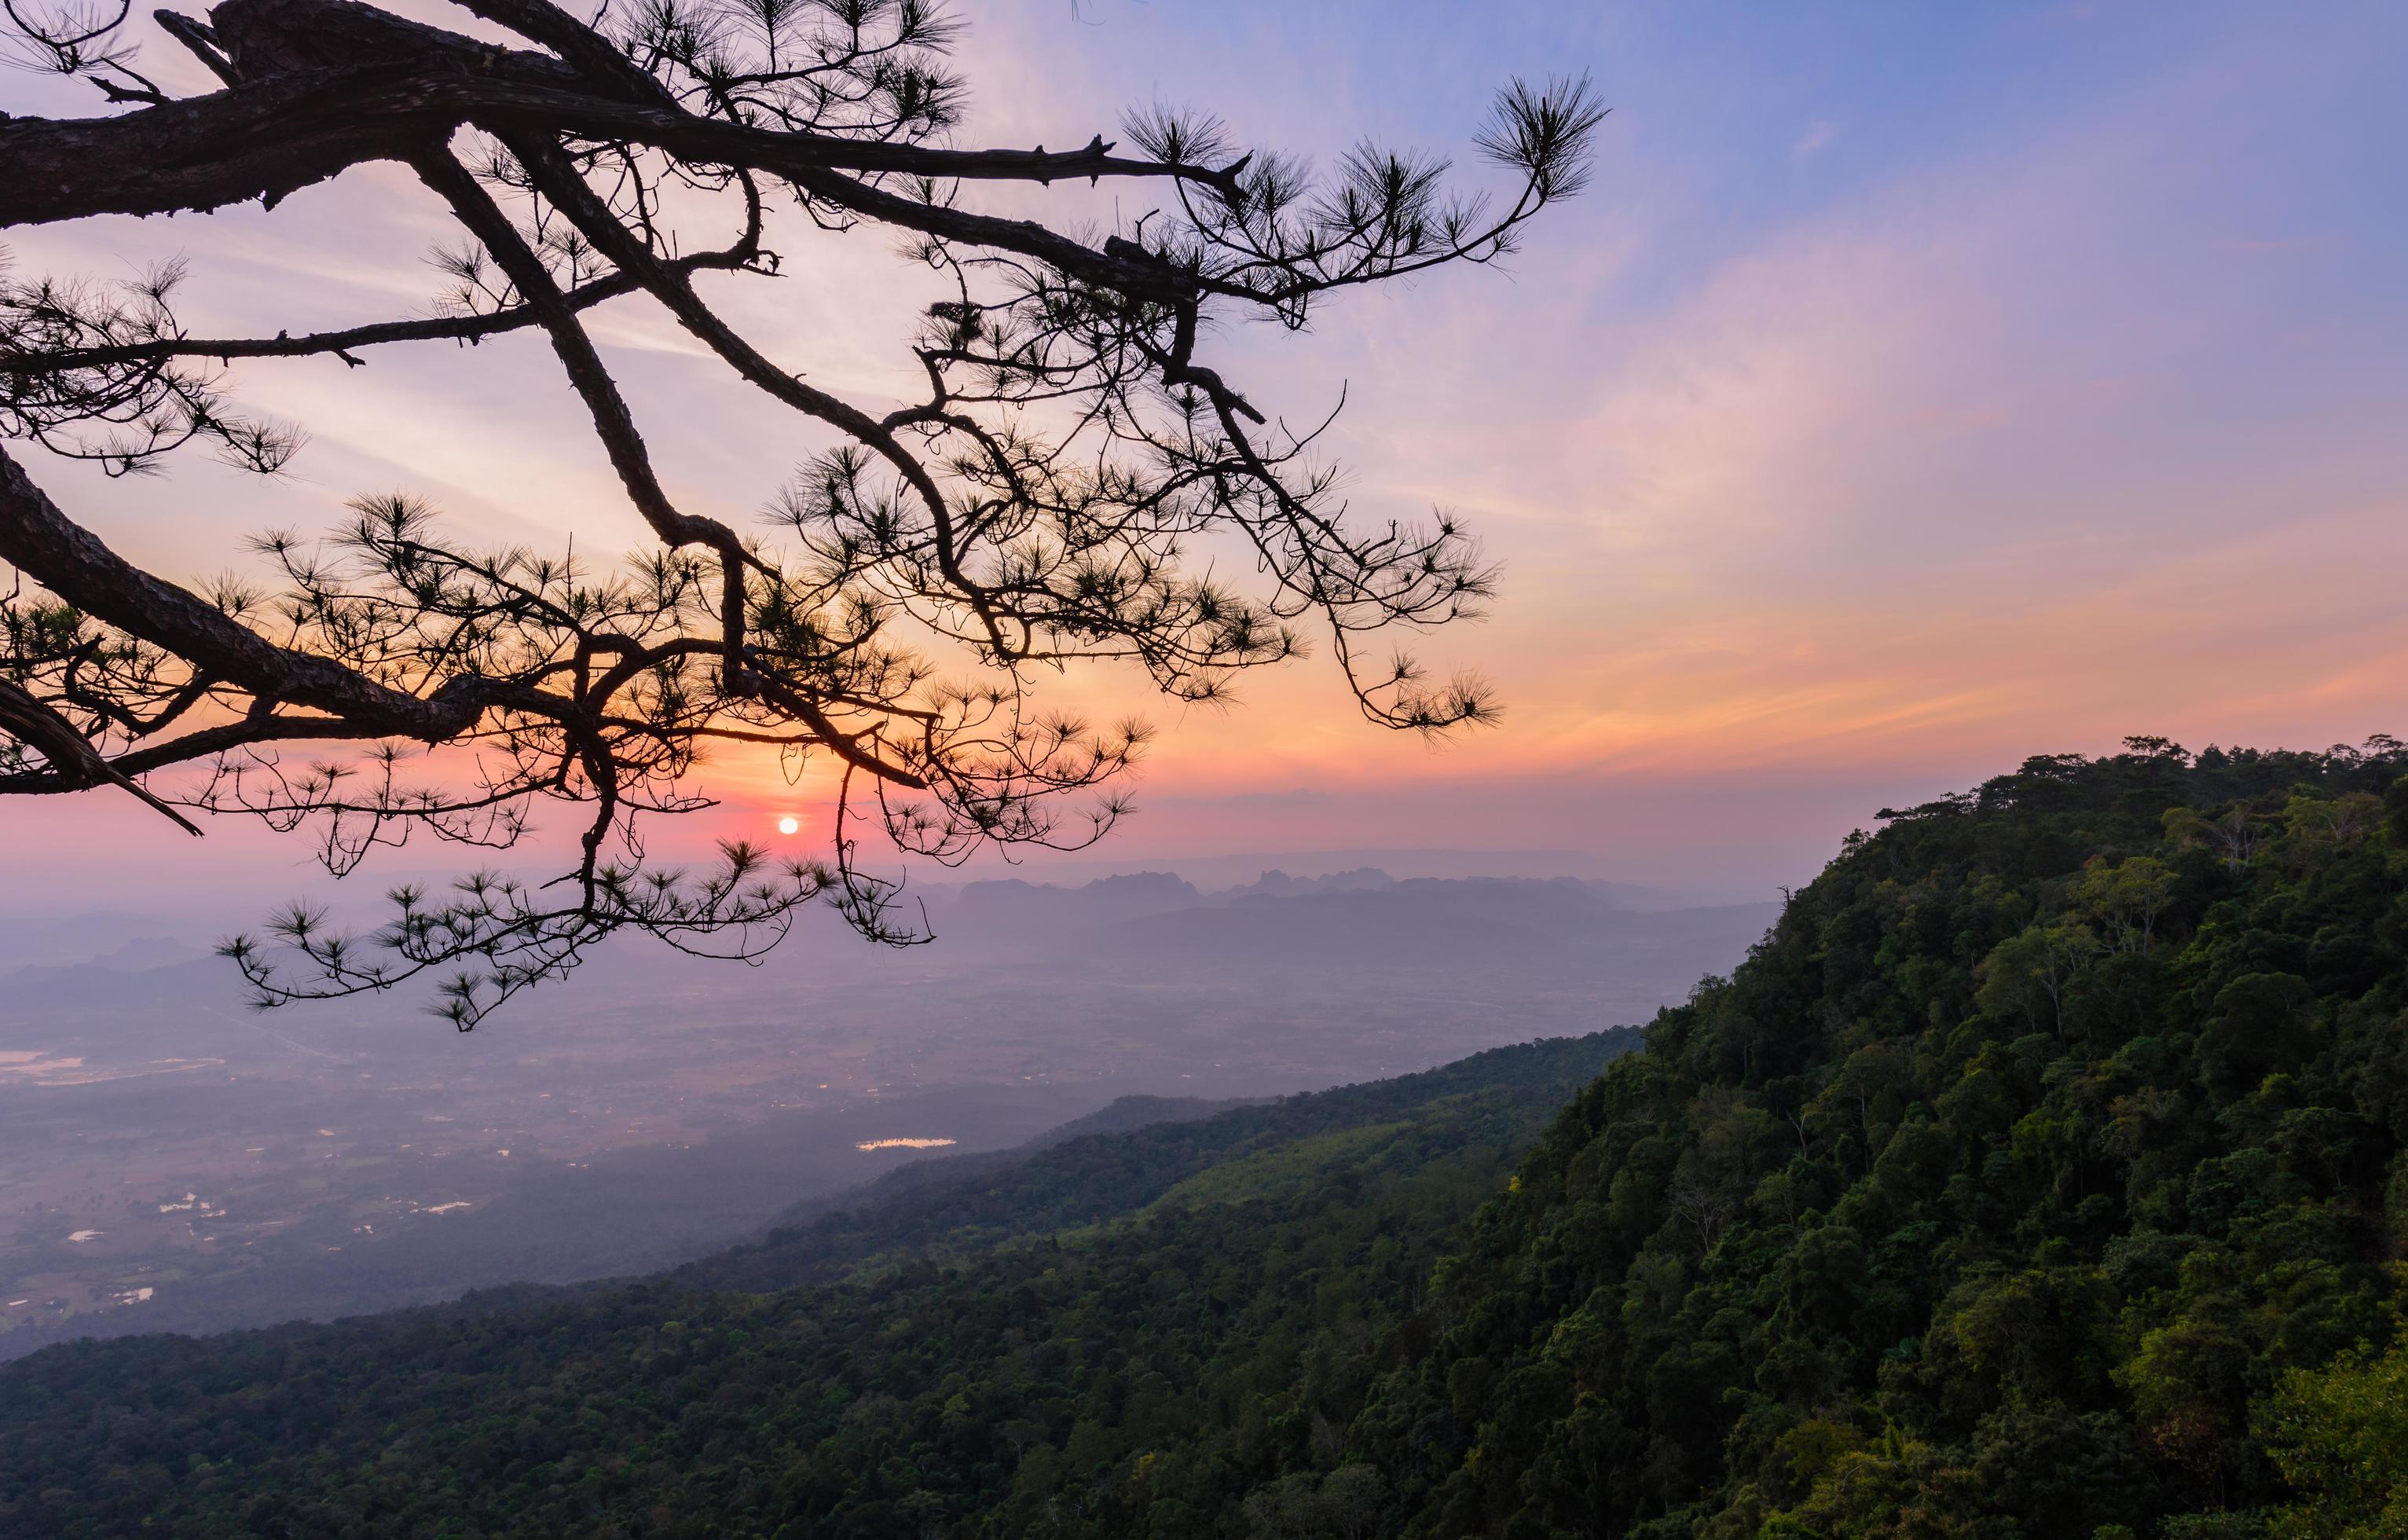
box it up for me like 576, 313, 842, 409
1791, 119, 1842, 159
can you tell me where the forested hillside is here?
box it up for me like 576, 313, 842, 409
1362, 739, 2408, 1539
676, 1043, 1619, 1295
4, 740, 2406, 1538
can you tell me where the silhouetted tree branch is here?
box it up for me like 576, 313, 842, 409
0, 0, 1603, 1024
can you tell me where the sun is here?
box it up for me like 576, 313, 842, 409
776, 816, 800, 836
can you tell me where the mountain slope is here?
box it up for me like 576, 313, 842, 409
676, 1035, 1631, 1294
1351, 740, 2408, 1538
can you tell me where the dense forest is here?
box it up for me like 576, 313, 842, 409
1360, 739, 2408, 1540
4, 739, 2406, 1538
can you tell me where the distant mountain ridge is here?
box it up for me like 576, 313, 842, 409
924, 867, 1779, 978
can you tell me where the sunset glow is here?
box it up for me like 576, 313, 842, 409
5, 0, 2403, 906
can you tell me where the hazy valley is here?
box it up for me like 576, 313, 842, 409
0, 864, 1773, 1358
